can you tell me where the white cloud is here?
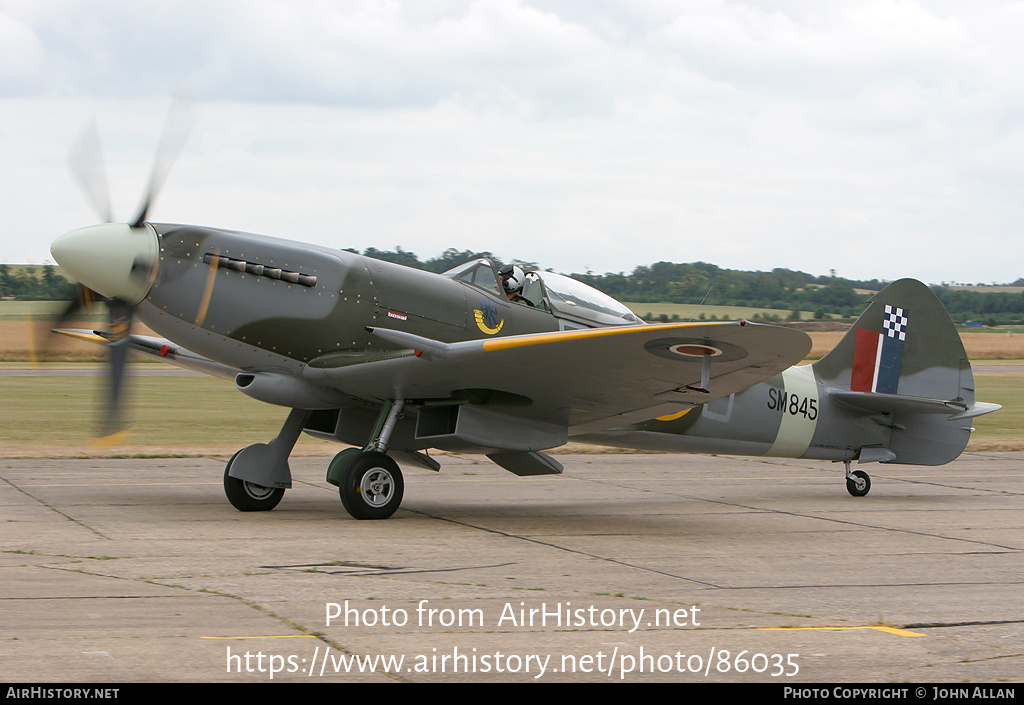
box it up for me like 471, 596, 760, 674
1, 0, 1022, 284
0, 11, 43, 93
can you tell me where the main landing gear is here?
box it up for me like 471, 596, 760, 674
327, 400, 406, 520
222, 400, 409, 520
844, 460, 871, 497
331, 450, 404, 520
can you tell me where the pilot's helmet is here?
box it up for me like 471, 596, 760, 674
498, 264, 525, 293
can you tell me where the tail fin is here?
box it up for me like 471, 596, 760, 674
813, 279, 999, 465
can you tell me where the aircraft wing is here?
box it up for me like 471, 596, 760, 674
304, 321, 811, 432
52, 329, 239, 380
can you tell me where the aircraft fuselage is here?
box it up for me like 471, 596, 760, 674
142, 223, 561, 372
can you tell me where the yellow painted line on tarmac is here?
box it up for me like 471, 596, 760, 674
760, 626, 925, 637
201, 635, 318, 640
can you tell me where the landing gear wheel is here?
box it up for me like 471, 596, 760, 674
339, 452, 404, 520
846, 470, 871, 497
223, 451, 285, 511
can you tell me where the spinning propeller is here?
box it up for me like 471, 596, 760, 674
51, 89, 197, 445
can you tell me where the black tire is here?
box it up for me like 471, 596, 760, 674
339, 452, 404, 520
223, 451, 285, 511
846, 470, 871, 497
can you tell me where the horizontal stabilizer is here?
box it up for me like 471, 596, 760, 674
828, 389, 1000, 418
947, 402, 1002, 420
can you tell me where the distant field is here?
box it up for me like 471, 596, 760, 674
970, 371, 1024, 450
0, 301, 62, 316
0, 300, 105, 321
0, 299, 88, 317
803, 330, 1024, 360
948, 285, 1024, 293
625, 302, 820, 321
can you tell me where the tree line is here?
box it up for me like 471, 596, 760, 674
0, 265, 76, 301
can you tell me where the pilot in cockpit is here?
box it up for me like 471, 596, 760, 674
499, 264, 545, 309
498, 264, 528, 304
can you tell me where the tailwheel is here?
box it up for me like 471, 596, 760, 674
338, 451, 404, 520
223, 450, 285, 511
846, 469, 871, 497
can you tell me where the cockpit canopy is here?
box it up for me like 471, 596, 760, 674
538, 271, 642, 326
443, 259, 641, 328
443, 259, 503, 297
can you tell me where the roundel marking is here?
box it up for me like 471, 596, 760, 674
668, 343, 723, 357
644, 337, 747, 363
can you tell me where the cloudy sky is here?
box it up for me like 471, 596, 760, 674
2, 0, 1022, 284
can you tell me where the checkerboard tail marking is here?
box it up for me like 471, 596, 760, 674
851, 305, 909, 394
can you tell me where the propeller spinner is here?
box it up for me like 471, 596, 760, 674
50, 223, 159, 305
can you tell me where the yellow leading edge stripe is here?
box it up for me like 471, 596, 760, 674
52, 329, 109, 344
481, 321, 734, 352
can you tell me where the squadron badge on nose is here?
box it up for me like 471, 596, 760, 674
474, 300, 504, 335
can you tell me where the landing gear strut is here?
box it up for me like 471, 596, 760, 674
328, 400, 407, 520
224, 408, 310, 512
845, 460, 871, 497
223, 400, 411, 519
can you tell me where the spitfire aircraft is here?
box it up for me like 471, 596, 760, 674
48, 104, 1000, 520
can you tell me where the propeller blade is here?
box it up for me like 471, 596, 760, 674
59, 88, 197, 447
45, 289, 133, 447
42, 283, 100, 360
26, 311, 40, 372
52, 283, 100, 329
96, 299, 134, 445
130, 86, 198, 228
68, 119, 114, 223
195, 249, 220, 325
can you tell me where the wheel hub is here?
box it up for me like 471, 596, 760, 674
243, 481, 276, 500
360, 469, 394, 506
